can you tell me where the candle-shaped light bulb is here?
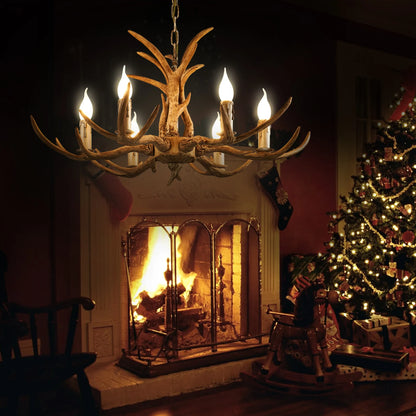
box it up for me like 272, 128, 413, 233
78, 88, 93, 149
117, 65, 133, 99
128, 111, 140, 167
131, 111, 140, 136
257, 88, 272, 150
218, 67, 234, 138
218, 68, 234, 102
211, 112, 221, 139
79, 88, 93, 120
211, 112, 224, 166
257, 88, 271, 120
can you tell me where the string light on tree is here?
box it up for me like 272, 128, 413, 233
325, 66, 416, 319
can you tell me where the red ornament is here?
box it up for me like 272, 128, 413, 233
380, 177, 391, 189
402, 230, 415, 244
391, 178, 400, 188
397, 165, 413, 178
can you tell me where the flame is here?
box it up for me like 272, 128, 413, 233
131, 227, 197, 308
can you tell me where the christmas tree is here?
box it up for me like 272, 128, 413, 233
326, 67, 416, 321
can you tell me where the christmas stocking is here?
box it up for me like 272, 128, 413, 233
92, 171, 133, 222
258, 164, 293, 230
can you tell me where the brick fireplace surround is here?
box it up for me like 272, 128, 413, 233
79, 157, 280, 410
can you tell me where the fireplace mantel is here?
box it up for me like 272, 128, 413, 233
79, 159, 281, 363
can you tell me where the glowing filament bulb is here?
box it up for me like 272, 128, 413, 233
211, 112, 221, 139
257, 88, 272, 120
117, 65, 133, 99
218, 68, 234, 101
131, 112, 140, 136
79, 88, 93, 120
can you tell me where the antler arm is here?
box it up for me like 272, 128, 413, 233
90, 156, 156, 177
189, 157, 253, 177
202, 128, 310, 160
30, 116, 89, 161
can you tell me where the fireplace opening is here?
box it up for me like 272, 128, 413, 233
119, 217, 268, 377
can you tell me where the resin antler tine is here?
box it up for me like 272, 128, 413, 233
91, 156, 156, 177
183, 64, 205, 86
128, 30, 172, 77
190, 156, 252, 177
268, 125, 301, 155
75, 126, 155, 160
128, 74, 167, 94
280, 130, 311, 159
104, 157, 156, 177
178, 27, 213, 74
30, 116, 88, 161
135, 51, 169, 80
79, 110, 118, 141
130, 105, 161, 143
232, 97, 293, 144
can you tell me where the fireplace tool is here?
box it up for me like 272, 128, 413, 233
216, 254, 238, 337
122, 240, 138, 350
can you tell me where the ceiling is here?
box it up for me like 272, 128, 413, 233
283, 0, 416, 39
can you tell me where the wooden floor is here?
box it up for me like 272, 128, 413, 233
4, 379, 416, 415
102, 380, 416, 416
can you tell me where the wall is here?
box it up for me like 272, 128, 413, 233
3, 0, 415, 353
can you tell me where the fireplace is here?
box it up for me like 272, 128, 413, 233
79, 161, 280, 382
118, 216, 266, 376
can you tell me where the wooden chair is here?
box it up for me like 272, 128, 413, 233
0, 297, 98, 415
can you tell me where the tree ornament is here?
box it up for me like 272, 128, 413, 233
386, 261, 397, 277
397, 165, 412, 179
402, 230, 415, 244
380, 177, 391, 189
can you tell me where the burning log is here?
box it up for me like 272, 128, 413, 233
135, 283, 188, 323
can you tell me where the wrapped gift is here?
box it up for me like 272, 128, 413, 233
331, 343, 409, 372
353, 317, 410, 351
371, 314, 392, 327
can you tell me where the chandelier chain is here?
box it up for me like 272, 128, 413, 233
170, 0, 180, 68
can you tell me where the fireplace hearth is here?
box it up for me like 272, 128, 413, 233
119, 217, 268, 377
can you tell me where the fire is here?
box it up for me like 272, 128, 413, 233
131, 226, 197, 309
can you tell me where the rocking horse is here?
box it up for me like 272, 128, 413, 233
262, 282, 334, 382
240, 282, 362, 393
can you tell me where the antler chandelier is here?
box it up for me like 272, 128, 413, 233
30, 0, 310, 182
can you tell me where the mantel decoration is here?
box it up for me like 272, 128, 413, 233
30, 0, 310, 182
